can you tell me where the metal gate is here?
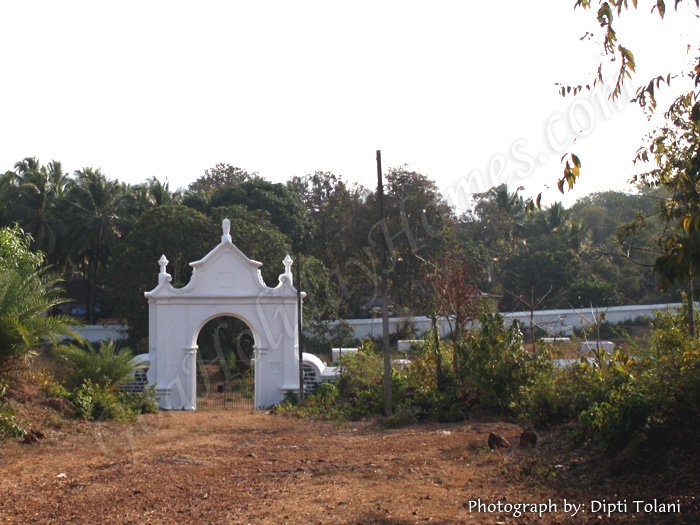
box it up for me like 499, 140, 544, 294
196, 361, 255, 410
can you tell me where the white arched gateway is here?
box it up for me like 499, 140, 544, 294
145, 219, 303, 410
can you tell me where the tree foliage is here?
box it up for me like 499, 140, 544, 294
0, 227, 78, 374
107, 205, 217, 341
58, 340, 143, 391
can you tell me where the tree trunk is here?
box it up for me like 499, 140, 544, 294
431, 313, 444, 392
87, 222, 104, 325
688, 278, 695, 337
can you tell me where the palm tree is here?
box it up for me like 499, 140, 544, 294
529, 202, 569, 237
13, 157, 41, 176
479, 184, 527, 251
66, 168, 130, 323
0, 266, 78, 374
129, 177, 181, 213
58, 340, 142, 391
566, 219, 591, 251
147, 177, 180, 206
10, 161, 72, 264
0, 171, 20, 226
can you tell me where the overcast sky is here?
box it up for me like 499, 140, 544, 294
1, 1, 697, 212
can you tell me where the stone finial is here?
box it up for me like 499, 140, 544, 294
222, 218, 232, 243
277, 255, 294, 288
283, 254, 293, 275
157, 254, 171, 284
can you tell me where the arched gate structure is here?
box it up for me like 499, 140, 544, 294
145, 219, 303, 410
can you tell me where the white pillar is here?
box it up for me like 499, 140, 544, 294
183, 346, 198, 410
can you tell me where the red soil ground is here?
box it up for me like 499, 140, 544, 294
1, 407, 698, 524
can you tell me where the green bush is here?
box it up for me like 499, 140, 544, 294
276, 382, 346, 420
562, 305, 700, 452
118, 385, 160, 415
0, 403, 25, 438
385, 403, 420, 427
576, 378, 651, 452
40, 378, 70, 399
457, 313, 550, 411
70, 380, 158, 422
58, 340, 144, 391
335, 340, 385, 418
0, 379, 25, 438
70, 380, 97, 419
92, 386, 134, 423
512, 366, 576, 427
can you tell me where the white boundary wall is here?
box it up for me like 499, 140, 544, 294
70, 303, 688, 352
69, 325, 129, 343
328, 303, 687, 341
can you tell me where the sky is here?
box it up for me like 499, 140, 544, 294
0, 1, 697, 213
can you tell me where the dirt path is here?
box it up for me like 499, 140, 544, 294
0, 411, 694, 524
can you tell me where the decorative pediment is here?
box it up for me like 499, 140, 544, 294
145, 219, 297, 299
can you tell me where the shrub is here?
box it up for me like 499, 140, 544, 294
456, 313, 550, 411
385, 403, 420, 427
70, 380, 158, 422
58, 340, 144, 391
118, 385, 160, 415
564, 303, 700, 452
0, 403, 25, 438
40, 377, 70, 399
70, 380, 97, 419
0, 379, 25, 438
335, 339, 385, 417
512, 366, 576, 427
276, 382, 346, 420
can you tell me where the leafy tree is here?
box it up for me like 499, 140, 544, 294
570, 191, 657, 247
0, 226, 44, 272
567, 275, 623, 308
188, 164, 256, 196
208, 205, 292, 287
570, 190, 673, 305
288, 173, 368, 263
297, 254, 341, 321
288, 172, 373, 318
636, 91, 700, 286
372, 166, 458, 313
498, 234, 581, 311
106, 205, 217, 342
465, 184, 526, 254
0, 171, 18, 225
208, 178, 311, 244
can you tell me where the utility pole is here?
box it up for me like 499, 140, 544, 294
377, 150, 392, 417
296, 239, 305, 404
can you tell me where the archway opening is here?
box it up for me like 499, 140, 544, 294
195, 315, 255, 410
